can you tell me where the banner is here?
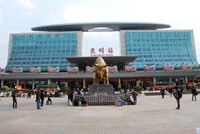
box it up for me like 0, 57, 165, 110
12, 67, 23, 73
0, 67, 5, 74
108, 65, 118, 73
144, 65, 156, 71
181, 64, 192, 70
163, 65, 174, 71
48, 67, 59, 73
86, 66, 94, 73
125, 66, 137, 72
29, 67, 41, 73
67, 67, 79, 73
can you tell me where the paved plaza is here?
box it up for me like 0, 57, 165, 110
0, 94, 200, 134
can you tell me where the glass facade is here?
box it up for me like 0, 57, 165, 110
5, 32, 80, 72
124, 30, 199, 69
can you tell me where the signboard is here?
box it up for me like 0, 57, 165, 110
181, 64, 192, 70
90, 47, 114, 56
86, 66, 94, 73
163, 65, 174, 71
48, 67, 59, 73
144, 65, 156, 71
12, 67, 23, 73
67, 67, 79, 73
29, 67, 41, 73
0, 67, 5, 74
125, 66, 137, 72
108, 66, 118, 73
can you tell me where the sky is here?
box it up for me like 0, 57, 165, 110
0, 0, 200, 68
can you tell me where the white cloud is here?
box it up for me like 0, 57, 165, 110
16, 0, 36, 15
16, 0, 36, 9
63, 5, 100, 23
0, 0, 3, 23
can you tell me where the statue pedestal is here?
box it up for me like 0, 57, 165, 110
84, 84, 124, 105
88, 84, 114, 96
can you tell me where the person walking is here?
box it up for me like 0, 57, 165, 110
168, 87, 173, 97
12, 91, 17, 109
160, 88, 165, 99
132, 89, 138, 105
173, 86, 183, 110
46, 93, 53, 105
35, 89, 41, 109
191, 86, 198, 101
40, 90, 45, 106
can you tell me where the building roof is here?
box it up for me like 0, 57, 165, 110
66, 56, 137, 67
31, 22, 171, 32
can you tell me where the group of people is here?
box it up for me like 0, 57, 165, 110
160, 85, 198, 110
67, 88, 87, 106
35, 89, 53, 109
10, 85, 198, 110
11, 89, 53, 110
126, 89, 138, 105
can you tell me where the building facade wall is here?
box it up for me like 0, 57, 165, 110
5, 31, 82, 72
120, 30, 199, 69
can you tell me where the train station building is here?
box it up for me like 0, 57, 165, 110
0, 22, 199, 90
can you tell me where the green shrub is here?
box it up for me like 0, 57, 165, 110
1, 85, 10, 91
196, 82, 200, 87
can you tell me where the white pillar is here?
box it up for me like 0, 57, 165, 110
83, 79, 86, 89
169, 77, 172, 83
136, 80, 140, 86
185, 76, 188, 83
65, 81, 68, 87
48, 79, 51, 85
118, 78, 121, 89
1, 80, 4, 87
16, 79, 19, 86
32, 80, 35, 89
153, 77, 156, 84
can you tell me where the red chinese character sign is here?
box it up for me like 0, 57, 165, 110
99, 47, 104, 54
108, 47, 113, 54
90, 47, 113, 56
90, 48, 95, 56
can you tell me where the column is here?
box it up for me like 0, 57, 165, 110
47, 79, 51, 85
136, 80, 140, 87
32, 80, 35, 89
169, 77, 172, 83
16, 79, 19, 86
118, 78, 121, 89
153, 77, 156, 84
1, 80, 4, 87
83, 79, 86, 89
65, 81, 68, 87
185, 76, 188, 83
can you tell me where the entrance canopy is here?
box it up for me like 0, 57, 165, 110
66, 56, 137, 71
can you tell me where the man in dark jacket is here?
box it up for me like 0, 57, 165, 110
12, 91, 17, 109
35, 89, 41, 109
173, 86, 183, 110
40, 90, 44, 106
191, 86, 198, 101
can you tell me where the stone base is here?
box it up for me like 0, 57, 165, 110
87, 84, 114, 96
84, 84, 125, 105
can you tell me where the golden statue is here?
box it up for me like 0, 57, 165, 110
93, 56, 109, 85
